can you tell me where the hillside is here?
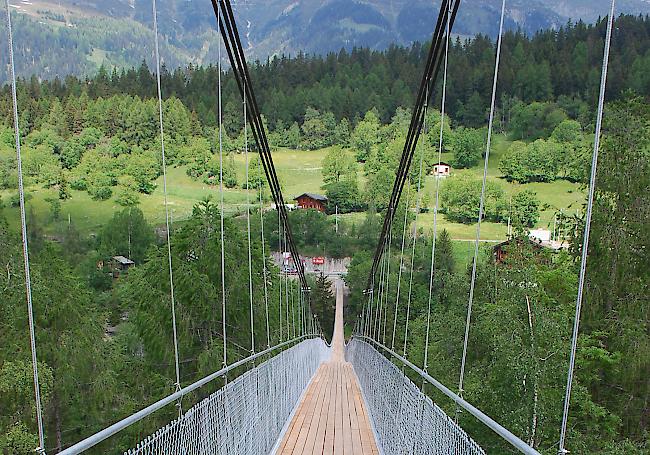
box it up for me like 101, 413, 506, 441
2, 0, 649, 80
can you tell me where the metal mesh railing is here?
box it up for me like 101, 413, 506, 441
346, 338, 485, 455
126, 338, 329, 455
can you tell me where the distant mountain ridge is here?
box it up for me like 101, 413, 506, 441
2, 0, 649, 79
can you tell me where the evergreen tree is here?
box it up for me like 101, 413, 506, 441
311, 273, 335, 340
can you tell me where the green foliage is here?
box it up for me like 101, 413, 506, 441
274, 122, 301, 149
23, 145, 62, 187
451, 127, 484, 168
45, 197, 62, 221
97, 207, 154, 263
510, 101, 567, 140
511, 190, 540, 229
351, 111, 380, 162
225, 154, 238, 189
322, 147, 357, 185
441, 175, 507, 224
301, 108, 337, 150
0, 422, 40, 454
365, 167, 394, 212
243, 155, 267, 192
334, 118, 351, 147
0, 360, 53, 444
325, 180, 364, 214
457, 91, 486, 127
311, 274, 335, 341
499, 139, 560, 183
551, 119, 582, 143
115, 175, 141, 207
578, 96, 650, 443
0, 237, 131, 452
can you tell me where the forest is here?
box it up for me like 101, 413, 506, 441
0, 13, 649, 455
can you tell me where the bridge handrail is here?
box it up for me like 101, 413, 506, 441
59, 334, 323, 455
353, 335, 540, 455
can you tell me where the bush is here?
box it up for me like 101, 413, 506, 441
9, 192, 32, 207
499, 139, 559, 183
511, 190, 540, 229
325, 180, 365, 214
441, 175, 507, 224
89, 185, 113, 201
451, 127, 485, 168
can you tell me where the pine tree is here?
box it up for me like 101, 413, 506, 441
311, 273, 335, 340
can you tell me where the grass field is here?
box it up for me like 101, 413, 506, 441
0, 138, 584, 244
0, 147, 330, 235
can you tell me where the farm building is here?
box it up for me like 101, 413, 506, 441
493, 238, 545, 264
294, 193, 328, 212
112, 255, 135, 278
432, 162, 452, 177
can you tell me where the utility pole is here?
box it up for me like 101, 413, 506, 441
552, 213, 557, 242
507, 195, 512, 237
335, 205, 338, 234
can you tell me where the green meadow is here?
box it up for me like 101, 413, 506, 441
1, 137, 584, 247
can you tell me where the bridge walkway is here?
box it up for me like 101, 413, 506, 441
276, 280, 379, 455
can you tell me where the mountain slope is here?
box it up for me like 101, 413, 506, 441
2, 0, 649, 79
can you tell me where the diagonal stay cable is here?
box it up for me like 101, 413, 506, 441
458, 0, 506, 404
366, 0, 461, 292
3, 2, 46, 452
391, 183, 411, 351
424, 0, 452, 375
211, 0, 309, 292
216, 0, 228, 369
558, 1, 616, 453
217, 3, 306, 292
152, 0, 182, 398
244, 86, 255, 355
403, 91, 429, 359
366, 0, 460, 287
258, 158, 271, 348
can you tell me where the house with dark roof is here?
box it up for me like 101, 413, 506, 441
432, 161, 452, 177
294, 193, 328, 212
111, 255, 135, 278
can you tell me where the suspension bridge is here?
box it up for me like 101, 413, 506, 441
3, 0, 618, 453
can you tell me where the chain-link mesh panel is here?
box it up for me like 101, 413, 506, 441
126, 338, 329, 455
346, 338, 485, 455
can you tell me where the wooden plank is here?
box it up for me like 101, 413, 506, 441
333, 362, 344, 455
322, 363, 338, 455
344, 365, 364, 454
276, 279, 379, 455
282, 364, 328, 454
294, 363, 332, 455
341, 364, 354, 454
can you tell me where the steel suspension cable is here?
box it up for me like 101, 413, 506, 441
212, 0, 309, 291
285, 229, 292, 339
4, 2, 46, 452
403, 95, 429, 359
217, 0, 227, 368
458, 0, 506, 400
278, 210, 283, 341
558, 1, 616, 453
290, 281, 296, 339
391, 183, 411, 351
258, 159, 271, 349
373, 245, 387, 340
365, 0, 461, 291
382, 230, 391, 345
152, 0, 182, 394
424, 0, 452, 374
243, 87, 255, 355
364, 280, 374, 337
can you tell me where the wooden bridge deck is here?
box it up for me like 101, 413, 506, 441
276, 281, 379, 455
